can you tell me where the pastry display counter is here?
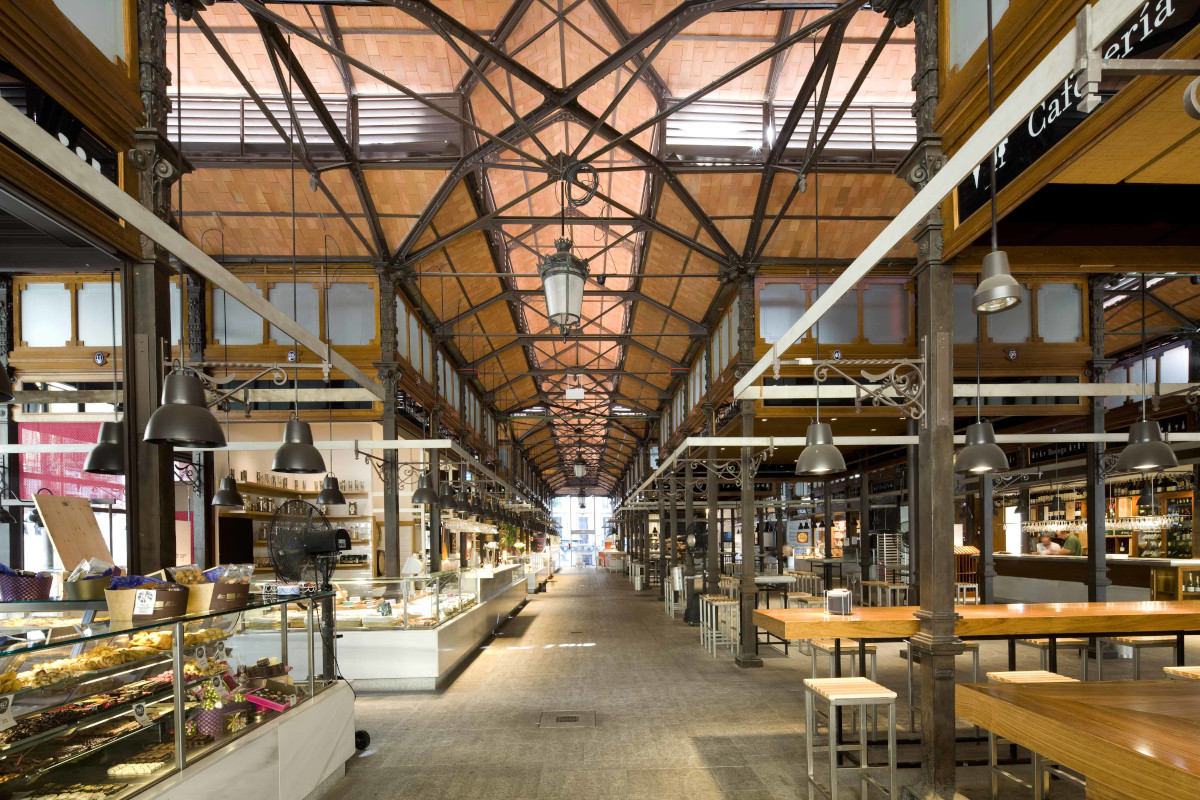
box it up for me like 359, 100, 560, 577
0, 594, 352, 800
993, 554, 1200, 602
328, 565, 527, 691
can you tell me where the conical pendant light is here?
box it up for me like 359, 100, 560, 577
1137, 478, 1157, 512
86, 274, 125, 475
438, 480, 457, 511
271, 85, 324, 476
412, 472, 438, 505
147, 14, 223, 450
207, 226, 243, 508
796, 168, 844, 476
315, 233, 345, 507
1116, 273, 1177, 472
956, 242, 1007, 474
972, 1, 1022, 315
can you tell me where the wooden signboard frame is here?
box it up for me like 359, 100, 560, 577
33, 494, 114, 569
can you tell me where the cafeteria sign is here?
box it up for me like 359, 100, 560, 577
956, 0, 1200, 220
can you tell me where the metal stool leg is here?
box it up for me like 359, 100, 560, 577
805, 688, 816, 800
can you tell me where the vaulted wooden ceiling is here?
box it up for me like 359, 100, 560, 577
169, 0, 919, 494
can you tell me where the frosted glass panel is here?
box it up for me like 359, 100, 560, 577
395, 306, 408, 359
949, 0, 1011, 69
863, 284, 908, 343
408, 315, 421, 368
170, 283, 181, 346
1129, 357, 1157, 403
759, 283, 806, 344
213, 283, 263, 345
421, 331, 432, 382
952, 284, 978, 344
268, 284, 320, 343
77, 282, 122, 347
1105, 365, 1127, 409
21, 283, 70, 347
729, 301, 740, 359
986, 285, 1031, 343
1160, 344, 1189, 384
815, 286, 858, 344
1036, 284, 1082, 342
328, 284, 374, 345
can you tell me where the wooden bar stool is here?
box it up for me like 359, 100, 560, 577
804, 677, 898, 800
812, 640, 880, 734
1164, 665, 1200, 679
904, 640, 980, 732
1097, 636, 1176, 679
882, 583, 910, 607
985, 671, 1080, 800
1016, 638, 1091, 681
955, 582, 979, 604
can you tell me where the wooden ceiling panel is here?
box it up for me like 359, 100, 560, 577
1053, 77, 1200, 185
1127, 132, 1200, 184
618, 1, 687, 34
658, 39, 771, 100
760, 218, 918, 260
182, 214, 373, 258
366, 170, 448, 216
510, 8, 564, 88
679, 172, 761, 218
343, 35, 470, 93
774, 41, 915, 104
430, 181, 479, 233
680, 10, 780, 37
174, 24, 345, 98
183, 168, 364, 217
380, 217, 414, 250
715, 218, 750, 252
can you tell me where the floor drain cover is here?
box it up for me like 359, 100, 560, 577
538, 710, 596, 728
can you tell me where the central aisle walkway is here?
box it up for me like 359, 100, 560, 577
332, 568, 1087, 799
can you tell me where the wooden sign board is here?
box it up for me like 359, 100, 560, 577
33, 495, 114, 570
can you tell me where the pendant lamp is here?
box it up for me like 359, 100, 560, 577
1115, 274, 1177, 472
212, 475, 245, 508
315, 234, 346, 508
317, 475, 346, 507
412, 472, 438, 505
438, 481, 456, 510
573, 455, 586, 479
272, 416, 326, 474
147, 15, 224, 450
86, 274, 125, 475
796, 168, 844, 476
972, 0, 1022, 316
1137, 478, 1157, 512
206, 229, 244, 508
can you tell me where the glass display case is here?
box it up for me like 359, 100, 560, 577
316, 571, 477, 630
0, 593, 334, 799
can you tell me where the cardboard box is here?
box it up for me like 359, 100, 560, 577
105, 586, 190, 621
184, 581, 250, 615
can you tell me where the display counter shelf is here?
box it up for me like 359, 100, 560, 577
324, 564, 527, 691
0, 593, 351, 800
993, 553, 1200, 602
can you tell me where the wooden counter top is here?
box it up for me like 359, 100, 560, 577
753, 600, 1200, 641
956, 680, 1200, 800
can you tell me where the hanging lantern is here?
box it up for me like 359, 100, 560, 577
538, 238, 588, 334
573, 455, 587, 479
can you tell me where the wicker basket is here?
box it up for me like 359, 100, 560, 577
0, 573, 53, 601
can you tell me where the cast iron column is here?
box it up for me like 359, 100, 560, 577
906, 418, 920, 601
0, 278, 17, 566
656, 484, 666, 598
980, 475, 995, 603
859, 467, 872, 583
667, 472, 679, 590
684, 458, 695, 577
1085, 275, 1112, 600
776, 483, 786, 573
429, 343, 443, 573
376, 267, 401, 577
736, 399, 761, 666
823, 481, 833, 556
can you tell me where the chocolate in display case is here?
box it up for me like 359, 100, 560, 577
0, 592, 336, 799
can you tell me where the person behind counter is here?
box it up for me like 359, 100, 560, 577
1059, 528, 1082, 556
1036, 534, 1061, 555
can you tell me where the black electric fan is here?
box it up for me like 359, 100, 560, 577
266, 500, 349, 590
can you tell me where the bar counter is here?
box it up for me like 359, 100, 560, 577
993, 553, 1200, 603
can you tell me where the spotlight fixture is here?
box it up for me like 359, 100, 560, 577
954, 421, 1008, 474
144, 370, 226, 448
211, 475, 245, 508
317, 475, 346, 507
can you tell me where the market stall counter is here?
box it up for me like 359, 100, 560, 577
993, 553, 1200, 602
0, 592, 352, 800
318, 564, 527, 691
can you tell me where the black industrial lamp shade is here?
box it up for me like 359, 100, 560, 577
795, 422, 845, 475
438, 482, 456, 509
954, 421, 1008, 474
538, 238, 588, 333
471, 495, 484, 516
1137, 480, 1158, 512
211, 475, 245, 508
0, 506, 14, 526
84, 420, 125, 475
1116, 420, 1178, 472
454, 490, 472, 514
271, 418, 326, 474
412, 473, 438, 505
317, 475, 347, 506
144, 370, 226, 448
972, 250, 1022, 314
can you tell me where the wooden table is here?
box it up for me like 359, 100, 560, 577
754, 600, 1200, 672
956, 680, 1200, 800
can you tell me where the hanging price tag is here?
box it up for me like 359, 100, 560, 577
211, 676, 222, 689
133, 589, 156, 616
133, 702, 152, 727
0, 694, 14, 732
210, 643, 226, 662
195, 646, 209, 672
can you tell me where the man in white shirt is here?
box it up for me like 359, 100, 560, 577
1036, 534, 1061, 555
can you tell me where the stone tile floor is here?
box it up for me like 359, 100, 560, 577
330, 568, 1193, 799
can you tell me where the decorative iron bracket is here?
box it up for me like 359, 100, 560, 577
805, 339, 926, 420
